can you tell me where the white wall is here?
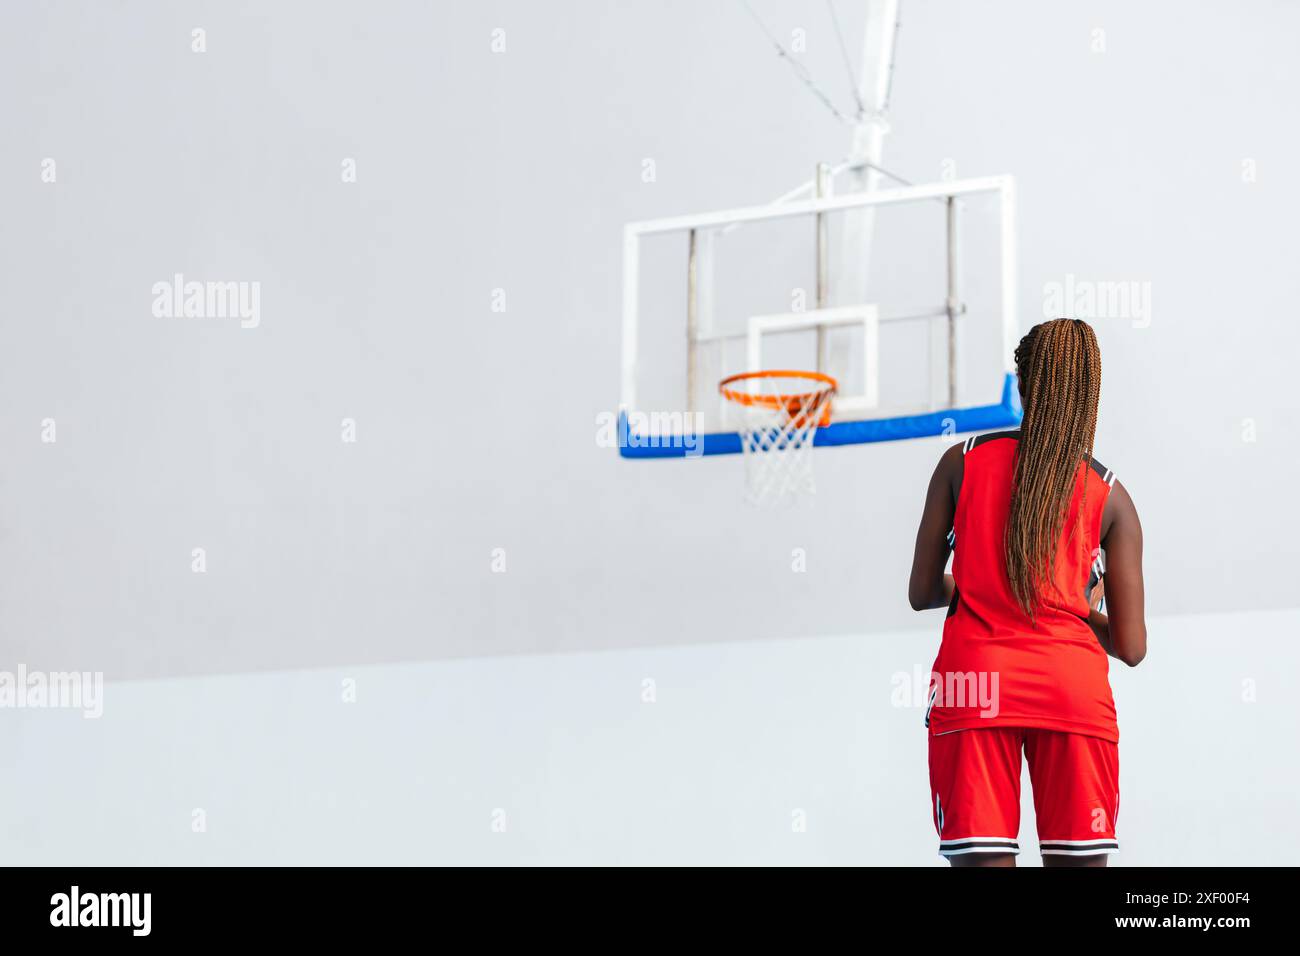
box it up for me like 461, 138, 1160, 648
3, 607, 1295, 865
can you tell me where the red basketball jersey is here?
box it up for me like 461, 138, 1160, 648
926, 431, 1119, 743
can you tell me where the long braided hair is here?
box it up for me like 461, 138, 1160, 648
1005, 319, 1102, 619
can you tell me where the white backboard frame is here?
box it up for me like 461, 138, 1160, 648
618, 175, 1019, 453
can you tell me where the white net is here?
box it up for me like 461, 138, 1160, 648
720, 372, 836, 507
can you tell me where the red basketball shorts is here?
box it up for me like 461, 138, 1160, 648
928, 727, 1120, 859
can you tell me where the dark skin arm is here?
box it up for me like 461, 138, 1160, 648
1085, 479, 1147, 666
908, 443, 963, 611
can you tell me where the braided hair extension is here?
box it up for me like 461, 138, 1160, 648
1005, 319, 1102, 619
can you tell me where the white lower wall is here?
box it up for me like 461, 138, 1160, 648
2, 607, 1296, 866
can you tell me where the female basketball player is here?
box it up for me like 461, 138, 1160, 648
908, 318, 1146, 867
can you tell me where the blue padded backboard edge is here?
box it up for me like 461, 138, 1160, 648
618, 372, 1022, 459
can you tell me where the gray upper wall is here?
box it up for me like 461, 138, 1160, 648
2, 0, 1296, 679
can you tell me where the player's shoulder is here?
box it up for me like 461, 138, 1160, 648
936, 429, 1020, 490
1099, 468, 1140, 541
959, 429, 1021, 456
936, 429, 1019, 479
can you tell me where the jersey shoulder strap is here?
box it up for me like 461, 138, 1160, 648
1088, 456, 1117, 487
961, 429, 1020, 455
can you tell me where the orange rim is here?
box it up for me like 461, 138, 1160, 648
719, 370, 837, 427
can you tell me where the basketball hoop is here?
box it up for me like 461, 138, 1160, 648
719, 370, 837, 506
